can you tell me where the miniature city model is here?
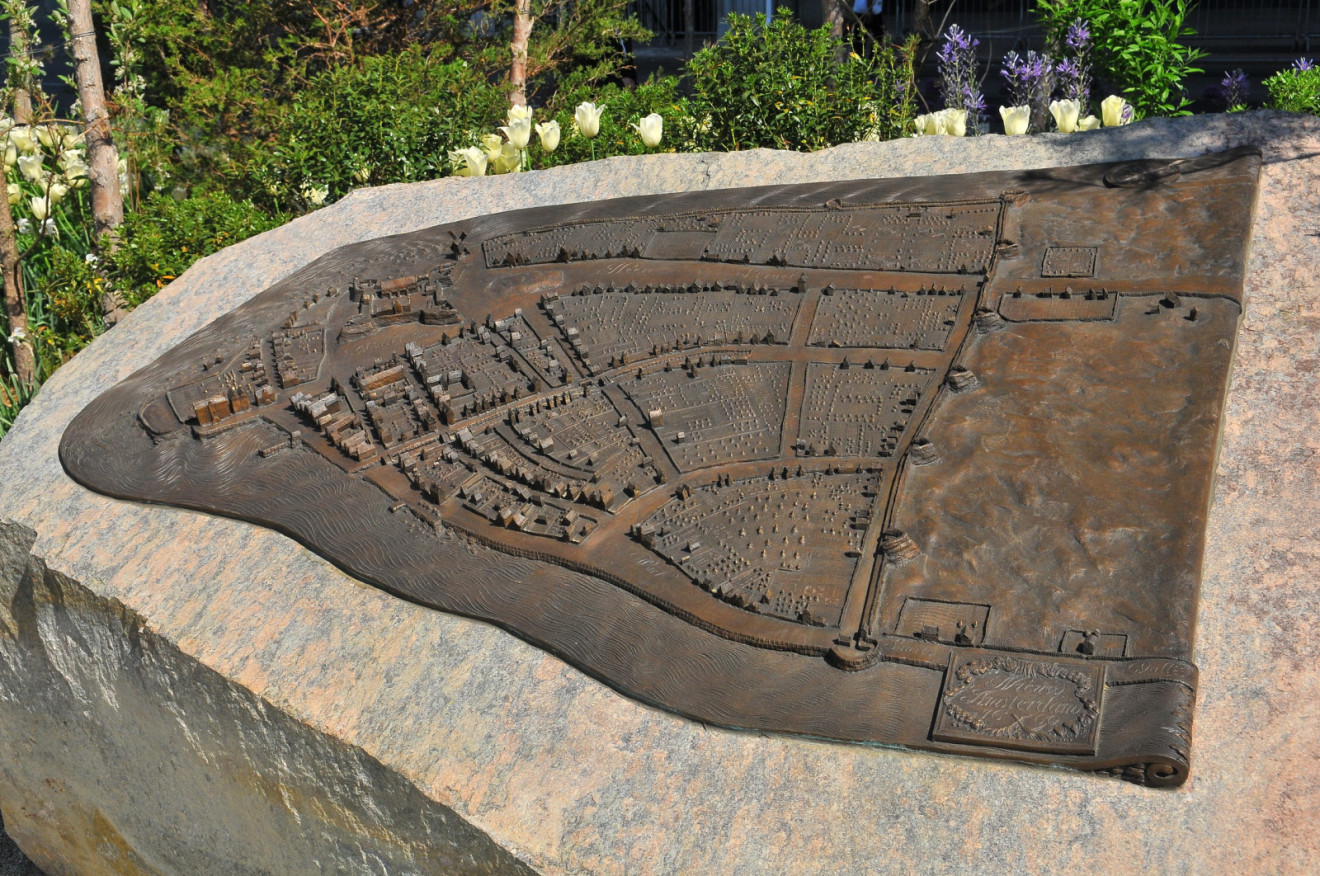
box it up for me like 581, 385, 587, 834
61, 148, 1262, 786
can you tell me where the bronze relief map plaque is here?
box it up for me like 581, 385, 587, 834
61, 148, 1262, 786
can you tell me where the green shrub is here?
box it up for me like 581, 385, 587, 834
244, 47, 508, 209
1264, 61, 1320, 115
532, 74, 685, 165
680, 10, 918, 152
1036, 0, 1205, 118
104, 191, 284, 308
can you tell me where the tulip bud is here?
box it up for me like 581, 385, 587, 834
1049, 98, 1082, 133
1077, 115, 1101, 131
48, 180, 69, 204
635, 113, 664, 148
999, 105, 1030, 136
1101, 95, 1133, 127
506, 104, 534, 125
29, 195, 49, 222
34, 124, 56, 150
535, 120, 561, 153
500, 117, 533, 150
575, 102, 602, 139
3, 142, 15, 168
449, 147, 488, 178
6, 183, 19, 205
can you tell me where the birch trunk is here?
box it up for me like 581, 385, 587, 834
67, 0, 123, 239
0, 189, 34, 385
8, 18, 33, 124
509, 0, 534, 106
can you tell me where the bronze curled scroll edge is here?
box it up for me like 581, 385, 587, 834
60, 147, 1261, 786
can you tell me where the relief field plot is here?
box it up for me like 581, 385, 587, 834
637, 470, 878, 626
808, 288, 965, 350
626, 363, 791, 471
798, 362, 936, 458
546, 288, 799, 368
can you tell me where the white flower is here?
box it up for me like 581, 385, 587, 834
574, 102, 602, 139
999, 104, 1030, 135
301, 184, 328, 206
535, 120, 560, 153
84, 252, 99, 264
912, 113, 937, 136
0, 116, 13, 138
34, 123, 58, 149
59, 149, 87, 179
1101, 95, 1133, 127
449, 146, 487, 177
1077, 115, 1101, 131
1049, 98, 1082, 133
3, 142, 15, 169
7, 325, 26, 344
939, 108, 967, 137
17, 153, 43, 183
6, 183, 18, 205
490, 142, 522, 174
506, 104, 534, 125
47, 180, 69, 204
635, 113, 664, 148
28, 195, 49, 221
7, 126, 35, 154
500, 117, 532, 150
16, 217, 30, 234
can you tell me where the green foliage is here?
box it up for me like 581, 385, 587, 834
682, 11, 919, 152
245, 47, 508, 209
0, 362, 38, 441
102, 192, 284, 308
534, 75, 684, 165
1264, 64, 1320, 115
1035, 0, 1206, 118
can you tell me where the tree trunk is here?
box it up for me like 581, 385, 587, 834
0, 189, 35, 385
823, 0, 844, 40
67, 0, 123, 239
67, 0, 127, 323
509, 0, 534, 107
684, 0, 695, 58
8, 18, 33, 124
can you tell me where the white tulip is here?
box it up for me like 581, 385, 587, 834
535, 120, 561, 153
635, 113, 663, 148
6, 183, 18, 205
59, 149, 88, 179
1049, 98, 1082, 133
493, 142, 522, 174
3, 142, 15, 168
8, 126, 34, 154
912, 113, 936, 136
17, 153, 43, 183
999, 104, 1031, 135
939, 108, 967, 137
47, 180, 69, 204
506, 104, 534, 125
0, 116, 13, 138
449, 146, 488, 177
29, 195, 49, 221
34, 123, 58, 149
1077, 115, 1101, 131
301, 184, 328, 206
499, 117, 532, 150
1101, 95, 1133, 127
574, 102, 602, 139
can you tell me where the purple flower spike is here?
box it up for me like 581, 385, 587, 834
1065, 18, 1091, 52
937, 24, 985, 130
1221, 68, 1250, 108
1294, 58, 1315, 72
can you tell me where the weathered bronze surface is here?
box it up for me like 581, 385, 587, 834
60, 148, 1262, 786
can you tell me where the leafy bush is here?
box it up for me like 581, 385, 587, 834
1035, 0, 1205, 118
533, 74, 684, 165
1264, 61, 1320, 115
682, 10, 918, 151
244, 47, 508, 209
103, 192, 284, 308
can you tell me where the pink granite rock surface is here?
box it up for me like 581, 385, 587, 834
1, 112, 1317, 874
